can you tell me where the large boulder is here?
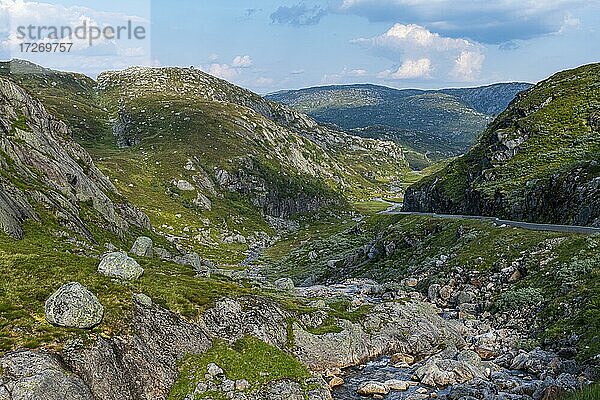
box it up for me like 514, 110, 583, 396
357, 381, 390, 396
0, 350, 93, 400
130, 236, 153, 257
415, 357, 485, 387
45, 282, 104, 329
98, 252, 144, 280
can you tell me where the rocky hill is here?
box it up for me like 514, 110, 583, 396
2, 60, 410, 262
267, 82, 532, 162
404, 63, 600, 227
0, 75, 149, 241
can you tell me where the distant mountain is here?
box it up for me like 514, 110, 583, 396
404, 63, 600, 227
267, 82, 532, 163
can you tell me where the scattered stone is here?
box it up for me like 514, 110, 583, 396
175, 252, 213, 276
390, 353, 415, 365
175, 179, 195, 191
235, 379, 250, 391
274, 278, 295, 291
133, 293, 153, 307
404, 278, 418, 288
328, 376, 344, 388
357, 381, 390, 396
130, 236, 153, 257
45, 282, 104, 329
98, 252, 144, 280
207, 363, 224, 378
384, 379, 409, 391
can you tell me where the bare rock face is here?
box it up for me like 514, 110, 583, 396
98, 252, 144, 280
0, 77, 150, 239
0, 350, 94, 400
62, 294, 213, 400
45, 282, 104, 329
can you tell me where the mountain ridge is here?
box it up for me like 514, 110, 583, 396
267, 82, 533, 161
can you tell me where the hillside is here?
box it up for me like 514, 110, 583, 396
404, 63, 600, 227
267, 82, 532, 162
2, 60, 411, 263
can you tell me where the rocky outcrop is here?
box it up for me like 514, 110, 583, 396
45, 282, 104, 329
0, 350, 94, 400
0, 77, 150, 239
62, 294, 212, 400
404, 63, 600, 227
98, 252, 144, 280
293, 301, 465, 370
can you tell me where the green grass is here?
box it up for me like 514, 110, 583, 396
167, 336, 310, 399
565, 385, 600, 400
0, 217, 257, 352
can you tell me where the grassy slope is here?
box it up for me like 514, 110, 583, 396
409, 63, 600, 211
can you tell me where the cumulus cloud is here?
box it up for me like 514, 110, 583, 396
353, 23, 472, 53
354, 23, 484, 81
206, 63, 239, 80
378, 58, 432, 80
338, 0, 594, 43
232, 55, 253, 68
270, 3, 327, 26
451, 51, 485, 81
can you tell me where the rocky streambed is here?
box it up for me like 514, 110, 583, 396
292, 279, 590, 400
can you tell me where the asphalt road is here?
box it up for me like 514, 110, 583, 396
377, 202, 600, 235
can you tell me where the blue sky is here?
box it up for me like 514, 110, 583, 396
2, 0, 600, 93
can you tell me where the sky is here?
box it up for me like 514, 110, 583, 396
1, 0, 600, 93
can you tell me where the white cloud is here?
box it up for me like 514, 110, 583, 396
338, 0, 594, 43
355, 23, 485, 82
207, 63, 238, 80
379, 58, 432, 80
558, 13, 581, 33
355, 23, 471, 52
232, 55, 253, 68
451, 51, 485, 81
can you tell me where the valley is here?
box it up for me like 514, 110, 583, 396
0, 59, 598, 400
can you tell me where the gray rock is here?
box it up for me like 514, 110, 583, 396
98, 252, 144, 280
207, 363, 224, 378
45, 282, 104, 329
415, 357, 485, 387
154, 246, 173, 260
0, 350, 93, 400
176, 252, 215, 276
175, 179, 195, 191
130, 236, 153, 257
357, 381, 389, 396
274, 278, 295, 291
